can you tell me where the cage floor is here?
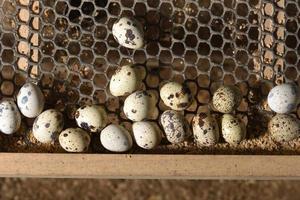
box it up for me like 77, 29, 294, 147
0, 0, 299, 154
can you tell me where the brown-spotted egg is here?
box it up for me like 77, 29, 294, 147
132, 121, 162, 149
75, 105, 107, 133
221, 114, 246, 144
17, 82, 45, 118
59, 128, 91, 152
109, 65, 141, 97
212, 85, 242, 113
0, 100, 21, 135
160, 110, 192, 144
112, 17, 144, 49
100, 124, 133, 152
192, 113, 219, 146
123, 91, 157, 121
160, 82, 193, 111
268, 114, 300, 142
33, 109, 64, 143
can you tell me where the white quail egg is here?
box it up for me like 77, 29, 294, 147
268, 114, 300, 142
109, 65, 141, 97
17, 82, 45, 118
75, 105, 107, 133
32, 109, 64, 143
123, 91, 156, 121
267, 83, 300, 114
0, 100, 21, 135
132, 121, 162, 149
100, 124, 133, 152
59, 128, 90, 152
192, 113, 219, 146
221, 114, 246, 144
160, 81, 193, 111
212, 85, 242, 113
160, 110, 192, 144
112, 17, 144, 49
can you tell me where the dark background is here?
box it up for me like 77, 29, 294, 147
0, 179, 299, 200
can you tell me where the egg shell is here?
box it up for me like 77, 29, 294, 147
268, 114, 300, 143
0, 100, 21, 135
59, 128, 90, 152
221, 114, 246, 144
160, 110, 192, 144
100, 124, 133, 152
112, 17, 144, 49
132, 121, 162, 149
109, 65, 141, 97
267, 84, 300, 114
145, 90, 159, 120
160, 82, 193, 111
192, 113, 219, 146
212, 86, 242, 113
17, 82, 45, 118
75, 105, 107, 133
123, 91, 155, 121
32, 109, 64, 143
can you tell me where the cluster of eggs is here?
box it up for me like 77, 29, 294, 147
0, 82, 90, 152
0, 82, 44, 135
111, 17, 300, 146
267, 84, 300, 143
109, 65, 247, 148
1, 16, 300, 154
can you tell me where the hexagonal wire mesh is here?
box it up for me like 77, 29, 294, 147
0, 0, 299, 153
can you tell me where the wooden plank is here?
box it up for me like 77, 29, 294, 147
0, 153, 299, 179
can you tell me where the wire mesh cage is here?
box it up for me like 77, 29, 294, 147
0, 0, 299, 154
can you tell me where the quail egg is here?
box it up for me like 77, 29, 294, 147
75, 105, 107, 133
192, 113, 219, 146
160, 82, 193, 111
212, 85, 242, 113
268, 114, 300, 142
221, 114, 246, 144
0, 100, 21, 135
112, 17, 144, 49
17, 82, 45, 118
123, 91, 157, 121
59, 128, 91, 152
132, 121, 162, 149
32, 109, 64, 143
109, 65, 141, 97
100, 124, 133, 152
267, 83, 300, 114
160, 110, 192, 144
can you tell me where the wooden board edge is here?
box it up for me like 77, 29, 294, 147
0, 153, 300, 179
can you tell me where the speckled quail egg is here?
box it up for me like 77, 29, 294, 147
112, 17, 144, 49
160, 82, 193, 111
192, 113, 219, 146
221, 114, 246, 145
59, 128, 90, 152
212, 85, 242, 113
132, 121, 162, 149
109, 65, 141, 97
160, 110, 192, 144
0, 100, 21, 135
75, 105, 107, 133
267, 83, 300, 114
32, 109, 64, 143
17, 82, 45, 118
268, 114, 300, 143
100, 124, 133, 152
123, 91, 157, 121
